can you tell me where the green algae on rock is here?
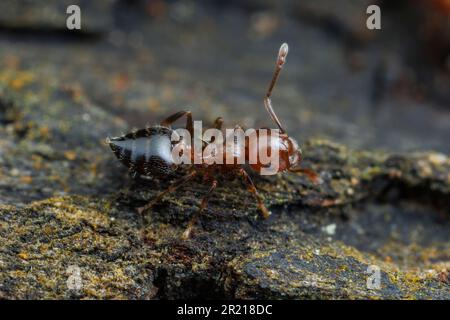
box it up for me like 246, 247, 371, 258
0, 4, 449, 298
0, 77, 449, 298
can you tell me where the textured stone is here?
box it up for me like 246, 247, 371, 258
0, 1, 448, 299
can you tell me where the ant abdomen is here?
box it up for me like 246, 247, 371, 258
108, 126, 177, 177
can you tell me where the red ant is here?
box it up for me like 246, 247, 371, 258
108, 43, 317, 238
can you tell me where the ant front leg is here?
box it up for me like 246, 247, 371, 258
289, 167, 320, 184
238, 168, 271, 219
160, 110, 193, 136
137, 170, 197, 214
182, 179, 218, 239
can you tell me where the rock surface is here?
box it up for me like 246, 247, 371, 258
0, 0, 448, 299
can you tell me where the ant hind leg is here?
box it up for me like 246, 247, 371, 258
129, 170, 154, 186
182, 179, 218, 239
137, 170, 197, 214
160, 110, 193, 135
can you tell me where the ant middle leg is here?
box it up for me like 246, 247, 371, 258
160, 110, 193, 135
238, 167, 271, 219
213, 117, 223, 130
181, 179, 218, 239
137, 170, 197, 214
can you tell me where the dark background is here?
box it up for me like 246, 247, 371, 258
0, 0, 449, 153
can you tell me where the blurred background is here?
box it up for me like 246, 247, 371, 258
0, 0, 449, 153
0, 2, 448, 299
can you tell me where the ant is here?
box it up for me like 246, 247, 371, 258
108, 43, 317, 239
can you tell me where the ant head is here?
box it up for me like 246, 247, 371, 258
277, 133, 302, 171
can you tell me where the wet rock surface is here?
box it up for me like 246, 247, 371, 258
0, 1, 449, 299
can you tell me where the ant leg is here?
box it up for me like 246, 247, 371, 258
129, 170, 154, 186
224, 124, 244, 142
213, 117, 223, 130
129, 170, 140, 180
289, 167, 320, 184
238, 168, 271, 219
160, 110, 193, 135
181, 180, 218, 239
137, 170, 197, 214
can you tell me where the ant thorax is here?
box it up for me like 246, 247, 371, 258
170, 124, 285, 175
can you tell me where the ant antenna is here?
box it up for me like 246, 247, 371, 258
264, 43, 288, 134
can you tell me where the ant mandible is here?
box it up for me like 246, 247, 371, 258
108, 43, 317, 238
